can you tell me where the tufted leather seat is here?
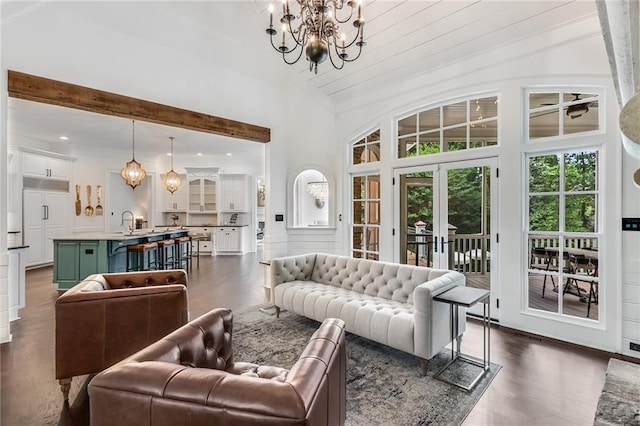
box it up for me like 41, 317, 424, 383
88, 308, 346, 426
55, 269, 189, 400
271, 253, 466, 374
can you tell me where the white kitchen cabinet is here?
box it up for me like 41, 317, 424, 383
215, 227, 241, 253
189, 227, 213, 254
23, 190, 71, 267
220, 175, 248, 212
22, 152, 71, 180
188, 178, 217, 212
162, 174, 187, 211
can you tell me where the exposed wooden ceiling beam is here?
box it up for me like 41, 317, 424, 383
7, 70, 270, 143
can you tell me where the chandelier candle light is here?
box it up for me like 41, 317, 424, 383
266, 0, 365, 74
120, 119, 147, 190
162, 136, 183, 194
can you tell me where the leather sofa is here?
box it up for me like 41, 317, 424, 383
88, 308, 346, 426
270, 253, 466, 374
55, 269, 189, 400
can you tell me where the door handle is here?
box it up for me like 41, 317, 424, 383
440, 236, 447, 253
434, 236, 438, 252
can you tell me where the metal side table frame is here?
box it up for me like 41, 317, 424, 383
433, 286, 490, 392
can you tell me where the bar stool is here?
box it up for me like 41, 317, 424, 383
156, 239, 176, 270
174, 236, 192, 271
126, 242, 158, 271
190, 235, 200, 269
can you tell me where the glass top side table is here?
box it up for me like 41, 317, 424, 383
433, 286, 490, 392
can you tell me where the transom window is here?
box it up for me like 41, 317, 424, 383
352, 129, 380, 165
527, 91, 600, 140
397, 95, 498, 158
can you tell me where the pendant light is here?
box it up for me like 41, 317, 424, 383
120, 119, 147, 189
162, 136, 182, 194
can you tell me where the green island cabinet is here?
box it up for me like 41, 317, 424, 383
53, 230, 189, 291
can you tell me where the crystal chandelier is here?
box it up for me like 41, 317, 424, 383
306, 180, 328, 200
120, 120, 147, 190
266, 0, 366, 74
162, 136, 183, 194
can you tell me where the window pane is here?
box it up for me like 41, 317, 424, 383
564, 151, 597, 191
471, 96, 498, 120
367, 201, 380, 224
443, 101, 467, 127
529, 109, 559, 139
353, 201, 365, 224
564, 100, 599, 134
565, 194, 597, 233
353, 144, 364, 165
367, 175, 380, 199
563, 92, 597, 103
353, 226, 364, 250
418, 131, 440, 155
529, 92, 559, 109
529, 195, 559, 231
398, 135, 416, 158
398, 115, 416, 137
366, 142, 380, 162
418, 108, 440, 132
470, 120, 497, 148
366, 227, 379, 253
352, 250, 364, 259
366, 253, 379, 261
529, 155, 559, 192
444, 126, 467, 152
368, 129, 380, 142
353, 176, 364, 199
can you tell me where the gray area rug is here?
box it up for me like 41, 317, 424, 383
594, 358, 640, 426
232, 306, 500, 426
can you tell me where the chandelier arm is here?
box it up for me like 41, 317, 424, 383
327, 46, 346, 70
330, 0, 356, 24
282, 44, 305, 65
269, 34, 298, 55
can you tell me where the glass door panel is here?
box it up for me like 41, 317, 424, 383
395, 158, 498, 318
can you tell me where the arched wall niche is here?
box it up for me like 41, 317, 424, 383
288, 166, 335, 228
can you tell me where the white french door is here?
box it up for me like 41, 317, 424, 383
394, 158, 499, 318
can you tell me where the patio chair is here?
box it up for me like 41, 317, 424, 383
568, 254, 599, 318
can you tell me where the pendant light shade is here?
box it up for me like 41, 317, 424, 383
120, 120, 147, 189
162, 136, 182, 194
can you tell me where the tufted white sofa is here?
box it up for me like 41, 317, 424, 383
270, 253, 466, 373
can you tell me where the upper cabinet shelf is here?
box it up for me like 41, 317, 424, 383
189, 177, 217, 213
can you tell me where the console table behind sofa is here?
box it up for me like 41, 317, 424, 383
270, 253, 466, 373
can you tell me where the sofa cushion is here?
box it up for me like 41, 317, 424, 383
275, 281, 415, 354
311, 253, 443, 304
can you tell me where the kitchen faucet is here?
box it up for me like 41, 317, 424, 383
121, 210, 134, 233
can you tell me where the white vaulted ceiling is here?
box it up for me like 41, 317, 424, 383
2, 0, 600, 159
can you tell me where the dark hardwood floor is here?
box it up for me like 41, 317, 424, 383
0, 248, 621, 425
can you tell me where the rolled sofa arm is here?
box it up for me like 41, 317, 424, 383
88, 316, 346, 426
412, 270, 466, 360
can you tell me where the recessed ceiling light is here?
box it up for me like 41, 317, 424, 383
197, 153, 203, 156
226, 153, 232, 156
59, 136, 68, 140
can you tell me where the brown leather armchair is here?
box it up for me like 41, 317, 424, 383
88, 308, 346, 426
55, 269, 189, 400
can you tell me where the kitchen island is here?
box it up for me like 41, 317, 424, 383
53, 228, 189, 291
